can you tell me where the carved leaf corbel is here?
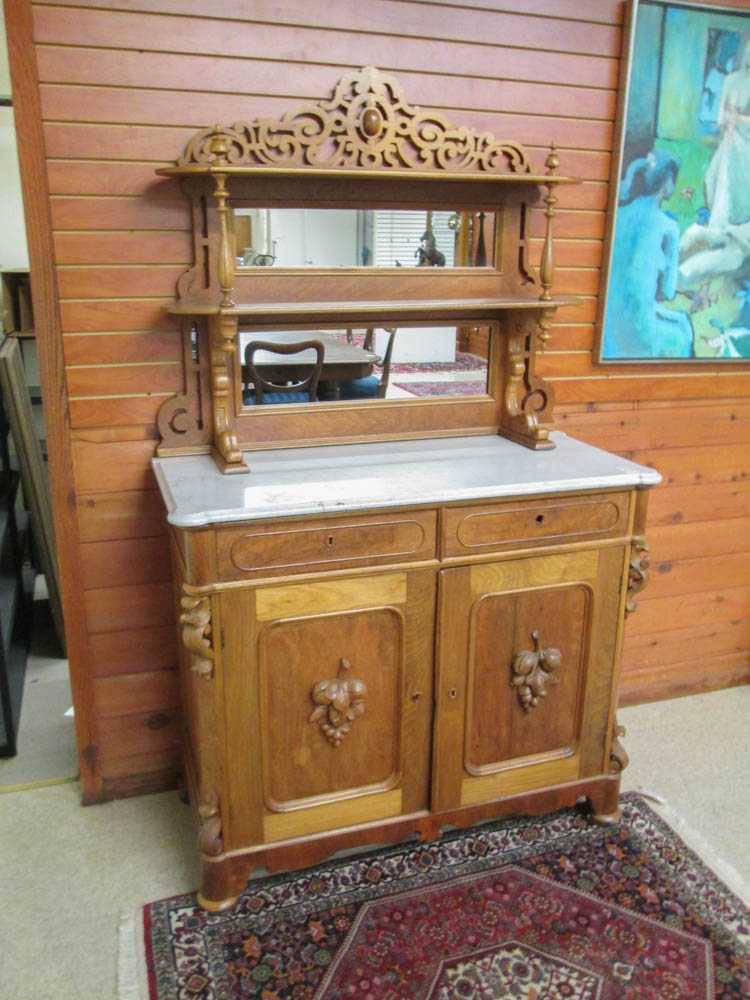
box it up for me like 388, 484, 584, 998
197, 789, 224, 856
511, 630, 561, 712
309, 657, 367, 747
626, 536, 651, 616
180, 594, 214, 678
609, 718, 629, 774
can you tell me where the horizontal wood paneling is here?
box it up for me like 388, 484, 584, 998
84, 581, 174, 634
88, 625, 177, 677
80, 535, 171, 590
77, 490, 166, 542
24, 0, 747, 796
93, 669, 179, 717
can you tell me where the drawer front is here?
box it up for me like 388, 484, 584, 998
216, 509, 438, 580
442, 492, 630, 558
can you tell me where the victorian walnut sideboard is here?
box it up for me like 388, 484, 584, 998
150, 68, 660, 910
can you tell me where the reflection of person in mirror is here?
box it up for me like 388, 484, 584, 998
680, 40, 750, 289
603, 148, 693, 358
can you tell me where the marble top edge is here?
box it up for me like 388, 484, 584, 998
153, 433, 661, 528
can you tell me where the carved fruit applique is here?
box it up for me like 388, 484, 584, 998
309, 657, 367, 747
511, 630, 561, 712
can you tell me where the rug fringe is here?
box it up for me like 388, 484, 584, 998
118, 909, 145, 1000
631, 788, 750, 905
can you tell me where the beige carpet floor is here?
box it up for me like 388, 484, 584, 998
0, 600, 77, 788
0, 685, 748, 1000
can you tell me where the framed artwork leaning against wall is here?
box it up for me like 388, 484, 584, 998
598, 0, 750, 363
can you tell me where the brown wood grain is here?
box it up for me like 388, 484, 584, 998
54, 231, 191, 265
80, 534, 171, 589
88, 625, 177, 677
620, 653, 750, 706
40, 84, 616, 152
32, 3, 622, 61
623, 618, 750, 670
77, 489, 166, 542
64, 330, 182, 365
72, 438, 157, 493
647, 481, 750, 527
93, 668, 179, 717
67, 363, 181, 398
624, 586, 750, 637
13, 0, 749, 799
4, 0, 102, 801
69, 396, 164, 429
84, 581, 174, 634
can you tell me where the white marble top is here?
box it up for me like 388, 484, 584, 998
153, 433, 661, 528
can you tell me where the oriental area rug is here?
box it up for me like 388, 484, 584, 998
137, 794, 749, 999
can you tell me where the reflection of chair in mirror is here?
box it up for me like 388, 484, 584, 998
339, 328, 396, 400
243, 340, 324, 405
345, 328, 375, 350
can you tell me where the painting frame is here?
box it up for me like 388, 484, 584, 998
596, 0, 750, 366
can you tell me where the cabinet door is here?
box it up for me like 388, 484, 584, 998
221, 569, 434, 847
433, 547, 626, 811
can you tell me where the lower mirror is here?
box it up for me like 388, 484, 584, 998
237, 325, 492, 407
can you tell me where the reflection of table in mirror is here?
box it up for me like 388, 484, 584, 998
239, 330, 380, 401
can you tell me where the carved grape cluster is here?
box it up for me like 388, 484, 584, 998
309, 658, 367, 747
511, 630, 561, 712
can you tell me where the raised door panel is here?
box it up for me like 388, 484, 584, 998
259, 607, 402, 809
221, 569, 435, 848
433, 547, 626, 811
467, 584, 589, 772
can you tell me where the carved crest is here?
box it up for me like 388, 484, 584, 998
177, 66, 532, 177
309, 657, 367, 747
511, 630, 561, 712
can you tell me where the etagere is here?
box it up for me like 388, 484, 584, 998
152, 68, 659, 910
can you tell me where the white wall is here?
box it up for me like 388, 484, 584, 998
0, 8, 30, 279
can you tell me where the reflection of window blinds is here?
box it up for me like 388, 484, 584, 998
371, 211, 455, 268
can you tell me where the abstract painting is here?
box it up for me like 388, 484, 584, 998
599, 0, 750, 362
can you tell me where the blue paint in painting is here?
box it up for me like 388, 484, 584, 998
602, 1, 750, 361
603, 149, 693, 358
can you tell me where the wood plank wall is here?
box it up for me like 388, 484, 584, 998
9, 0, 750, 799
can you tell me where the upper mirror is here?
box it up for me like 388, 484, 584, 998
232, 208, 496, 269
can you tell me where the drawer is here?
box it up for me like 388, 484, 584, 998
442, 492, 630, 558
216, 509, 438, 580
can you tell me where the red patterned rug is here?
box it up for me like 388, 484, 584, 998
140, 795, 749, 999
393, 380, 487, 397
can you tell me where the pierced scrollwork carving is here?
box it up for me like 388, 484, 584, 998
511, 630, 561, 712
177, 67, 533, 177
609, 718, 629, 774
180, 594, 214, 678
197, 789, 224, 857
309, 657, 367, 747
626, 536, 651, 616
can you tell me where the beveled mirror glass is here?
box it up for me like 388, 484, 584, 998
237, 324, 493, 409
232, 209, 497, 269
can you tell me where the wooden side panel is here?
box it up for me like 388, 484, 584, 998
8, 0, 747, 797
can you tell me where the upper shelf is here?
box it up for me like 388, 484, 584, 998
156, 164, 578, 185
167, 295, 580, 320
